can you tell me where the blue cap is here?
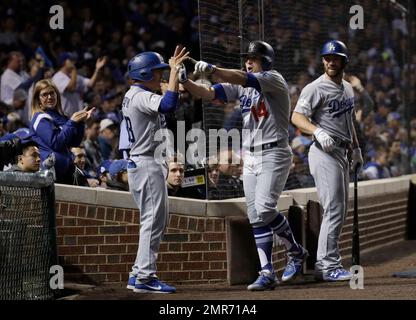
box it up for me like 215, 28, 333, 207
109, 159, 128, 178
387, 112, 401, 122
96, 160, 112, 177
58, 52, 76, 67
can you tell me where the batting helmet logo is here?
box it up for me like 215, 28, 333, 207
321, 40, 349, 63
128, 52, 169, 81
241, 40, 275, 71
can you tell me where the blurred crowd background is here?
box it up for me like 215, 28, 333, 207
0, 0, 415, 199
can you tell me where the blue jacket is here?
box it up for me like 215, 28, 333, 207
30, 110, 84, 183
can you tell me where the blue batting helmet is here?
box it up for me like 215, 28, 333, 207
128, 52, 169, 81
321, 40, 349, 63
241, 40, 275, 71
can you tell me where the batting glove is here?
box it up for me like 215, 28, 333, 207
177, 64, 188, 83
314, 128, 336, 152
195, 60, 216, 74
352, 147, 363, 171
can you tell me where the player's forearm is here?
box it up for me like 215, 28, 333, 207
168, 69, 179, 92
182, 80, 215, 100
351, 123, 360, 149
88, 68, 101, 88
66, 70, 77, 91
214, 68, 247, 86
291, 112, 317, 135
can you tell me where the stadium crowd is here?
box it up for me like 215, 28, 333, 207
0, 0, 415, 199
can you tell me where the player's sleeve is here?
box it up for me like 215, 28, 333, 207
248, 71, 288, 94
52, 72, 70, 94
293, 83, 321, 118
135, 92, 163, 115
212, 83, 239, 103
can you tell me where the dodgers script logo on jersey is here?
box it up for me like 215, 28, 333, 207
328, 97, 354, 118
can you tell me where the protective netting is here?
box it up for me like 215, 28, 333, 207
0, 172, 57, 300
198, 0, 414, 198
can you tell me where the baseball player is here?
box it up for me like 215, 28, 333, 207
123, 46, 189, 294
291, 40, 363, 281
178, 41, 308, 291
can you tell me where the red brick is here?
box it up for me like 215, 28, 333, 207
119, 235, 138, 244
157, 262, 168, 271
126, 225, 139, 234
56, 217, 64, 227
85, 226, 99, 235
168, 243, 182, 251
59, 246, 85, 255
171, 271, 190, 281
55, 203, 60, 214
190, 272, 203, 280
214, 219, 224, 231
99, 226, 126, 235
106, 208, 115, 221
189, 233, 202, 241
87, 273, 106, 283
120, 254, 136, 263
84, 265, 98, 273
178, 217, 188, 230
99, 244, 127, 254
86, 245, 99, 254
203, 232, 225, 242
64, 236, 77, 245
160, 252, 188, 262
58, 226, 85, 236
115, 209, 124, 222
62, 255, 79, 265
99, 264, 128, 273
63, 218, 76, 226
196, 220, 205, 232
68, 204, 78, 216
169, 215, 179, 228
183, 262, 207, 270
97, 207, 106, 220
79, 255, 106, 264
78, 205, 87, 218
60, 203, 69, 215
209, 262, 223, 270
209, 242, 223, 250
189, 252, 203, 261
57, 236, 64, 246
127, 244, 138, 253
87, 206, 97, 219
124, 210, 133, 223
159, 243, 168, 252
105, 235, 120, 244
205, 220, 215, 231
203, 270, 227, 279
168, 262, 182, 271
77, 236, 105, 245
107, 255, 120, 263
188, 218, 197, 231
77, 218, 105, 226
182, 243, 209, 251
203, 251, 226, 261
158, 271, 173, 281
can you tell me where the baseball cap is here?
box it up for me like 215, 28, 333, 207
387, 112, 401, 122
109, 159, 128, 178
100, 118, 115, 132
96, 160, 112, 177
58, 52, 76, 67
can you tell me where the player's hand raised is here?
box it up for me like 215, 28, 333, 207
194, 60, 216, 75
169, 46, 190, 71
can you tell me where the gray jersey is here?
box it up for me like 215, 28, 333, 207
121, 85, 167, 155
220, 70, 290, 149
294, 74, 355, 143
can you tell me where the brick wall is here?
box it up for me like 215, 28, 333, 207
55, 202, 227, 284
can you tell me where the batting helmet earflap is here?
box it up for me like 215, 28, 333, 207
241, 40, 275, 71
321, 40, 349, 64
128, 52, 169, 81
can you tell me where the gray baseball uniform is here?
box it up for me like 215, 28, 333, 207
294, 74, 355, 274
122, 84, 169, 281
218, 70, 292, 227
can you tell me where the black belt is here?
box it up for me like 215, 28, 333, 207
249, 141, 279, 152
314, 138, 351, 149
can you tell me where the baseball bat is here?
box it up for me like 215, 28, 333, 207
352, 164, 360, 266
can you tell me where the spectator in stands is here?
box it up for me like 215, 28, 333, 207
7, 140, 40, 173
51, 52, 107, 116
167, 157, 186, 197
388, 139, 409, 177
96, 160, 112, 188
71, 146, 99, 187
363, 148, 391, 180
0, 52, 29, 106
30, 79, 94, 185
83, 118, 103, 176
107, 159, 129, 191
99, 118, 118, 160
